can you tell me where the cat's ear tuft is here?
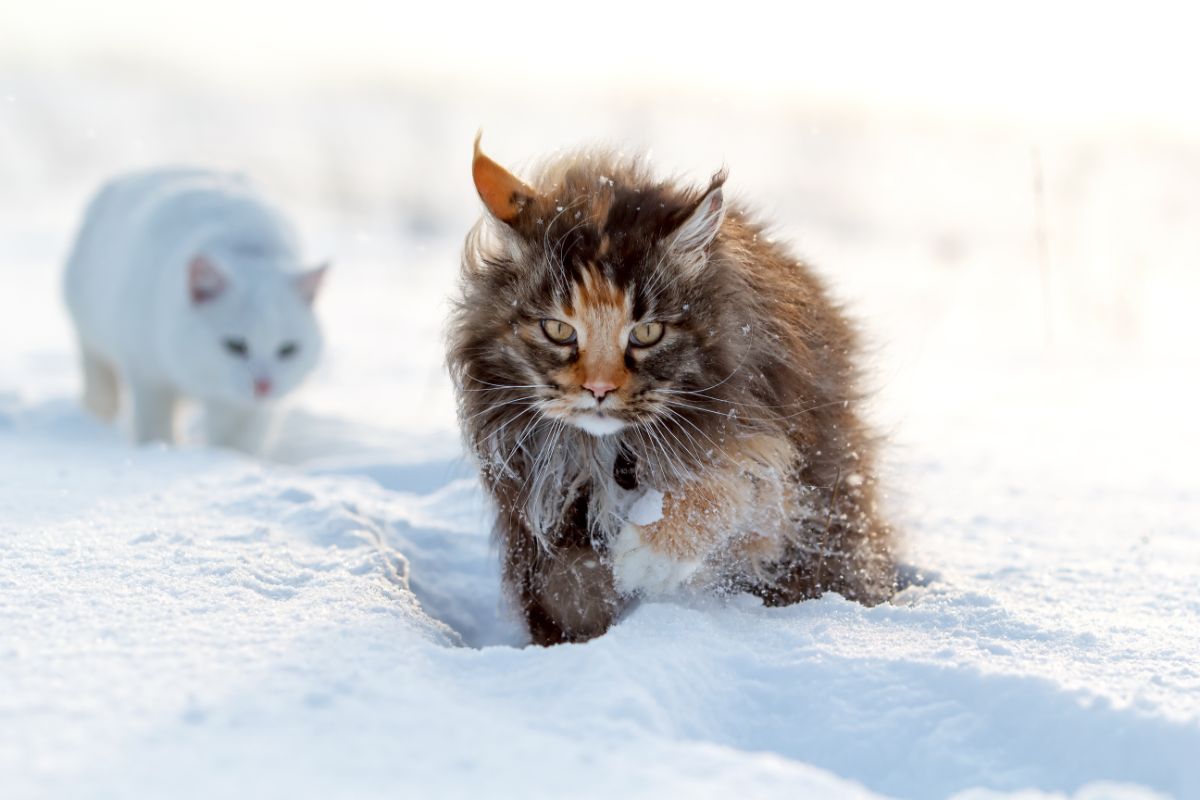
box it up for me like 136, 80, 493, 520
671, 171, 728, 255
295, 263, 328, 306
188, 255, 227, 304
472, 131, 538, 226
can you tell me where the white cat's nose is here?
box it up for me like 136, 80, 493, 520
254, 378, 273, 398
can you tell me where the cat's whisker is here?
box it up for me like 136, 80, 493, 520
658, 386, 836, 412
641, 418, 689, 487
628, 422, 667, 479
669, 395, 857, 423
534, 421, 566, 486
487, 405, 545, 478
461, 384, 552, 393
659, 397, 743, 420
691, 354, 752, 395
659, 394, 786, 425
463, 373, 553, 391
526, 421, 568, 538
463, 397, 541, 424
627, 427, 659, 485
659, 405, 737, 466
528, 425, 557, 483
501, 409, 547, 469
630, 425, 670, 486
650, 412, 709, 476
478, 401, 541, 442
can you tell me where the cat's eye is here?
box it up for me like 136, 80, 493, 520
540, 319, 577, 345
277, 342, 299, 360
223, 338, 249, 358
629, 321, 665, 347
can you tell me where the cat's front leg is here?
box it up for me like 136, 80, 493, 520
203, 400, 278, 455
610, 434, 799, 597
610, 521, 704, 597
610, 487, 729, 597
128, 377, 178, 444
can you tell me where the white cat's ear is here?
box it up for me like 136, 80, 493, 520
671, 173, 727, 255
188, 255, 227, 304
473, 131, 538, 225
295, 263, 328, 305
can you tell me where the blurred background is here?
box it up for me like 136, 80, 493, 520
1, 0, 1197, 479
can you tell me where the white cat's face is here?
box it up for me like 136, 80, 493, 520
172, 254, 325, 406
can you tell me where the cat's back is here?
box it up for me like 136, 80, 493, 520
66, 168, 267, 275
64, 168, 295, 343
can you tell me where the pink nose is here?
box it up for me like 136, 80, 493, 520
254, 378, 273, 398
583, 380, 617, 400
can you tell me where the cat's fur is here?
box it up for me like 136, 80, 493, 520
448, 137, 898, 645
63, 168, 327, 453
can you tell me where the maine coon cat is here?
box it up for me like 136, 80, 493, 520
448, 136, 899, 646
63, 168, 327, 454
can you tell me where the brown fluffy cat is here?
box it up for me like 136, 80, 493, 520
448, 135, 898, 646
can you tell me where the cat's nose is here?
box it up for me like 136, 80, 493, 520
254, 378, 273, 398
583, 380, 618, 401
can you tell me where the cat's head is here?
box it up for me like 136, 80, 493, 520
451, 136, 754, 456
175, 248, 326, 406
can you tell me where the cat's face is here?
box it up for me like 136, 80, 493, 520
454, 139, 738, 444
514, 264, 691, 437
174, 254, 325, 406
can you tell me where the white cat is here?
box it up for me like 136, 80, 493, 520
63, 168, 327, 453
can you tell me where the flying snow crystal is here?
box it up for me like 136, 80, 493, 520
627, 489, 665, 526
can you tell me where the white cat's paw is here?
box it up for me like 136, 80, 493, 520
610, 523, 701, 597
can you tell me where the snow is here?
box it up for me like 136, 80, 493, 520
628, 488, 665, 526
2, 68, 1199, 800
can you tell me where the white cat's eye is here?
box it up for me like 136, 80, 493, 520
629, 321, 665, 347
277, 342, 299, 360
223, 338, 249, 358
540, 319, 577, 345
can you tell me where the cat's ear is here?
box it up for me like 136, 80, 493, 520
188, 255, 227, 304
472, 131, 538, 225
670, 172, 728, 255
294, 263, 328, 306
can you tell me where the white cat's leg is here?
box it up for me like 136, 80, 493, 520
79, 346, 119, 421
203, 400, 277, 455
128, 378, 177, 444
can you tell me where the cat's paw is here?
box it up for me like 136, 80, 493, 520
610, 523, 702, 597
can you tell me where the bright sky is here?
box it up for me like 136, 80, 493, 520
2, 0, 1198, 130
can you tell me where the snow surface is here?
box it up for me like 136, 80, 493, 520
1, 69, 1198, 799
